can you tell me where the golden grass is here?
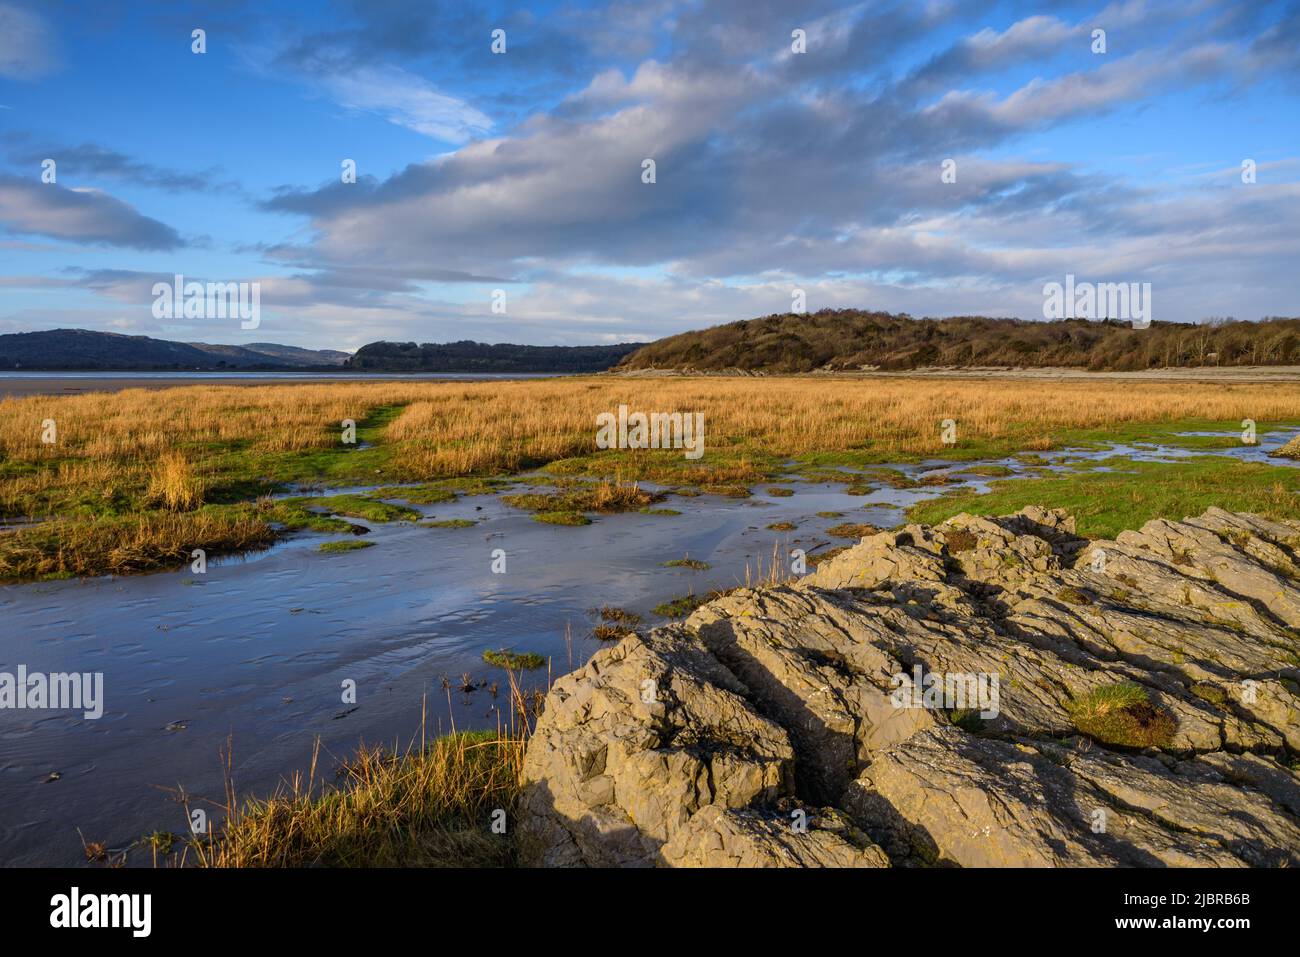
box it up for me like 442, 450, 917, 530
184, 729, 527, 868
4, 375, 1300, 577
4, 376, 1298, 488
147, 451, 205, 511
182, 676, 537, 869
0, 511, 272, 580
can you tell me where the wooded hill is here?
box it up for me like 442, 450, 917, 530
615, 311, 1300, 372
347, 339, 641, 372
0, 329, 349, 370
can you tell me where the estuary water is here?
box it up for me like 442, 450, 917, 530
0, 430, 1295, 865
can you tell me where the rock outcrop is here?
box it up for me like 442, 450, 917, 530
520, 507, 1300, 867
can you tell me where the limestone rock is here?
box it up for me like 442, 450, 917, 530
520, 508, 1300, 867
659, 804, 890, 867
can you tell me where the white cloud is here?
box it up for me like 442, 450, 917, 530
0, 176, 182, 249
323, 64, 492, 143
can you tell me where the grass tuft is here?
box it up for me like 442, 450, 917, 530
826, 522, 879, 539
943, 528, 978, 553
662, 557, 710, 569
189, 730, 525, 867
147, 452, 205, 512
482, 649, 546, 670
1067, 681, 1176, 749
653, 593, 710, 618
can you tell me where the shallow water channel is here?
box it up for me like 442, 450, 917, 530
1, 430, 1296, 865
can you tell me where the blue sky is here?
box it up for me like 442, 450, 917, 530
0, 0, 1297, 350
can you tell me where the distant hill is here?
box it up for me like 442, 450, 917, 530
616, 310, 1300, 373
191, 341, 351, 367
0, 329, 349, 370
347, 339, 641, 372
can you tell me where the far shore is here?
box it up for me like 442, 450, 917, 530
6, 364, 1300, 397
0, 370, 568, 397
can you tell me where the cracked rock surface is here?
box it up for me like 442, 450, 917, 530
520, 507, 1300, 867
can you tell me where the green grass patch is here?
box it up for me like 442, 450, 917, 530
532, 511, 591, 526
374, 484, 457, 504
662, 557, 710, 569
502, 482, 660, 515
285, 494, 420, 524
421, 519, 476, 529
539, 447, 777, 488
319, 539, 374, 553
827, 522, 878, 539
482, 649, 546, 670
653, 593, 710, 618
377, 477, 509, 502
906, 457, 1300, 539
1049, 417, 1288, 453
259, 499, 357, 534
701, 484, 751, 498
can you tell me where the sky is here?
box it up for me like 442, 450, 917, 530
0, 0, 1297, 351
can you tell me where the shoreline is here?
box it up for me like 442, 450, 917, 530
6, 364, 1300, 397
615, 364, 1300, 383
0, 371, 573, 397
